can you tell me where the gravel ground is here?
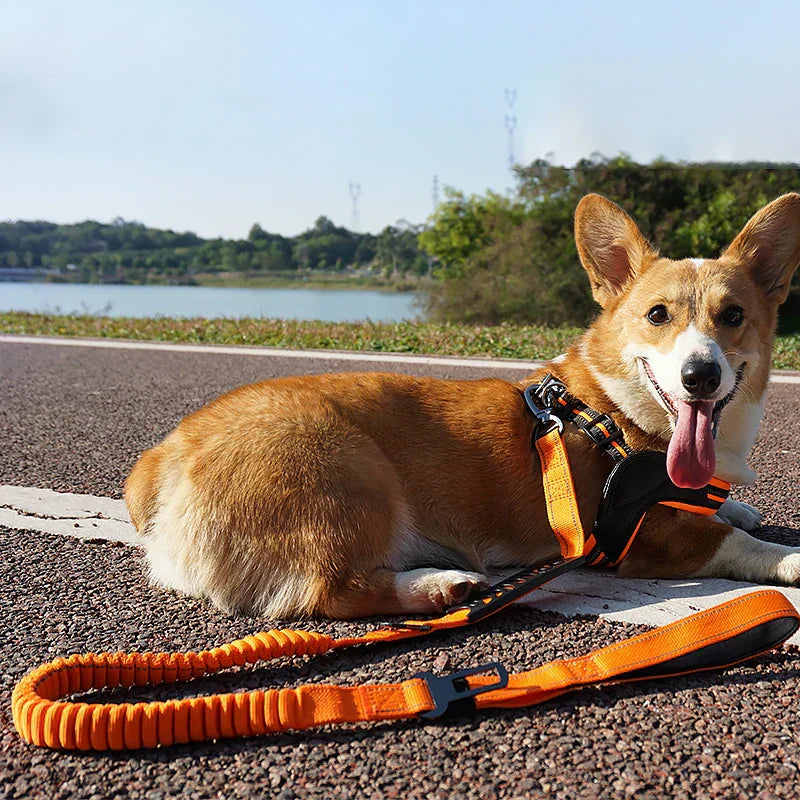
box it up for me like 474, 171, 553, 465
2, 338, 800, 799
3, 526, 800, 800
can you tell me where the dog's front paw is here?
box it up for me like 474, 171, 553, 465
773, 552, 800, 586
696, 528, 800, 586
716, 499, 762, 531
396, 568, 488, 613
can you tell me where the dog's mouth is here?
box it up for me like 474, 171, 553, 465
641, 359, 745, 489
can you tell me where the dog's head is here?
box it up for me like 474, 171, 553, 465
575, 192, 800, 489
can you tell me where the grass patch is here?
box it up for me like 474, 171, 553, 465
772, 333, 800, 370
0, 312, 581, 361
1, 312, 798, 369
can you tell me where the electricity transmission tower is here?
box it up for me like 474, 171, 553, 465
504, 87, 517, 169
349, 182, 361, 232
432, 174, 440, 214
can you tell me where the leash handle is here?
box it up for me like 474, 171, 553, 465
473, 589, 798, 709
13, 590, 798, 750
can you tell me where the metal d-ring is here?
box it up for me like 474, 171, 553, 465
534, 409, 564, 438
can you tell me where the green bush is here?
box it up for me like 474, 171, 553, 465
419, 155, 800, 329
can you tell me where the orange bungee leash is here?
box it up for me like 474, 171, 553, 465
13, 375, 800, 751
12, 584, 799, 751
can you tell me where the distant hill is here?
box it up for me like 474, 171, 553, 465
0, 215, 430, 284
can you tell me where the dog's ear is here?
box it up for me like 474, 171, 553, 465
574, 194, 657, 307
723, 193, 800, 304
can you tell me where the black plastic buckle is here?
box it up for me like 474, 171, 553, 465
414, 663, 509, 718
523, 383, 564, 438
583, 415, 622, 446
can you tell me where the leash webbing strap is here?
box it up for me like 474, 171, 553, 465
12, 589, 798, 750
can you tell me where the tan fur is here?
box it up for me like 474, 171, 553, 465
125, 193, 800, 618
124, 443, 166, 532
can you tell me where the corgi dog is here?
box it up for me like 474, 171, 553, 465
125, 192, 800, 619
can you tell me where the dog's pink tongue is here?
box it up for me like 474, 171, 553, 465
666, 400, 716, 489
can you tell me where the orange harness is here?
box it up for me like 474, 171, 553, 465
525, 375, 731, 566
12, 379, 799, 751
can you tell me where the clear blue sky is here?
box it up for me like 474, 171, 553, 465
2, 0, 798, 238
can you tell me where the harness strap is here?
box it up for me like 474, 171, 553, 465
588, 451, 729, 566
530, 378, 633, 462
534, 427, 585, 558
13, 589, 798, 750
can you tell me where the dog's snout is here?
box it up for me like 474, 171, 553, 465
681, 360, 721, 397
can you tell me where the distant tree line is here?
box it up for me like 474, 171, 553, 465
0, 215, 430, 284
3, 155, 799, 330
419, 155, 800, 330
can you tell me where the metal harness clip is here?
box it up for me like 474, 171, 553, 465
523, 382, 565, 438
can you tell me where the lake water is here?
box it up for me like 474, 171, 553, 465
0, 282, 424, 322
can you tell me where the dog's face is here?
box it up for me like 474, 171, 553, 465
574, 193, 800, 489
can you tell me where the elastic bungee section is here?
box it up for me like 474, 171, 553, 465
13, 629, 339, 750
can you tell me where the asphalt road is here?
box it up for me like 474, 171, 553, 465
2, 336, 800, 800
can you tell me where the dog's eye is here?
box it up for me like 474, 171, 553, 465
646, 305, 670, 325
721, 305, 744, 327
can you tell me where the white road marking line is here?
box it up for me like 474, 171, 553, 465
3, 333, 799, 382
3, 483, 799, 642
0, 335, 544, 371
0, 485, 138, 544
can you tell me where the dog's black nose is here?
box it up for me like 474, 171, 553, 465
681, 360, 721, 397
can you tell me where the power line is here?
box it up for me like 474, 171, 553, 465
348, 182, 361, 232
504, 87, 517, 170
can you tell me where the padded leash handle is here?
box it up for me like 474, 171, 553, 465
470, 589, 798, 710
12, 590, 798, 750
